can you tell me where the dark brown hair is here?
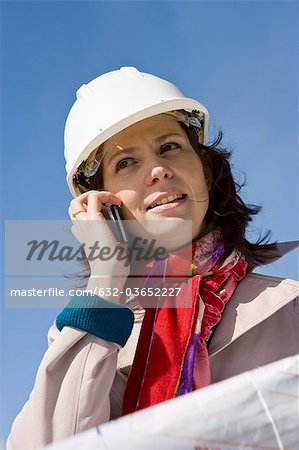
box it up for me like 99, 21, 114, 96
89, 123, 278, 269
181, 124, 278, 267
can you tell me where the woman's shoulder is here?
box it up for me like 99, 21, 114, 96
243, 240, 298, 301
209, 243, 298, 356
235, 271, 298, 311
234, 240, 298, 313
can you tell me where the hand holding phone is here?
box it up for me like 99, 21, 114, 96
69, 192, 130, 298
100, 203, 128, 245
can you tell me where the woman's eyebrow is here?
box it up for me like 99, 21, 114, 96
106, 133, 184, 165
154, 133, 184, 144
106, 146, 139, 166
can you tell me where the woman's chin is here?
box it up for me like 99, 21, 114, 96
126, 218, 193, 251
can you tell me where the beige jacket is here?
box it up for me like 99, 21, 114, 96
7, 243, 299, 450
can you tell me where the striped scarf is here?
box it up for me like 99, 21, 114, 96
122, 229, 247, 415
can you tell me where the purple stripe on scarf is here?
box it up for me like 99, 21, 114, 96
176, 332, 200, 396
143, 258, 167, 287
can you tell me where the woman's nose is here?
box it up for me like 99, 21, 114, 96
145, 163, 174, 185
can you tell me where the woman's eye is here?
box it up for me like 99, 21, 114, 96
160, 142, 181, 153
115, 158, 134, 172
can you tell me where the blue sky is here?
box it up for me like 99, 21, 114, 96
1, 0, 298, 443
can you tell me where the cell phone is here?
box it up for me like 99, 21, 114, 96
100, 203, 128, 245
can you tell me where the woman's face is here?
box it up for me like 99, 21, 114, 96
101, 115, 209, 245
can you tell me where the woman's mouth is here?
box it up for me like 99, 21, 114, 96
146, 194, 187, 212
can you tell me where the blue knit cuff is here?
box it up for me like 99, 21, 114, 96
55, 295, 134, 347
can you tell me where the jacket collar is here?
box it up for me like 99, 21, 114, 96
208, 241, 299, 357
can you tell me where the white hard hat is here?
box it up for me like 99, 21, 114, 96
64, 66, 209, 196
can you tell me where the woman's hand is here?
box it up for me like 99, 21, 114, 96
68, 191, 129, 299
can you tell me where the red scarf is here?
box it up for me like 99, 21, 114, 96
122, 230, 247, 415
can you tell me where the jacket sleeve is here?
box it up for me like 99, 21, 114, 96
7, 295, 135, 450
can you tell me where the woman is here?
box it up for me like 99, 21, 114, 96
7, 67, 298, 449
